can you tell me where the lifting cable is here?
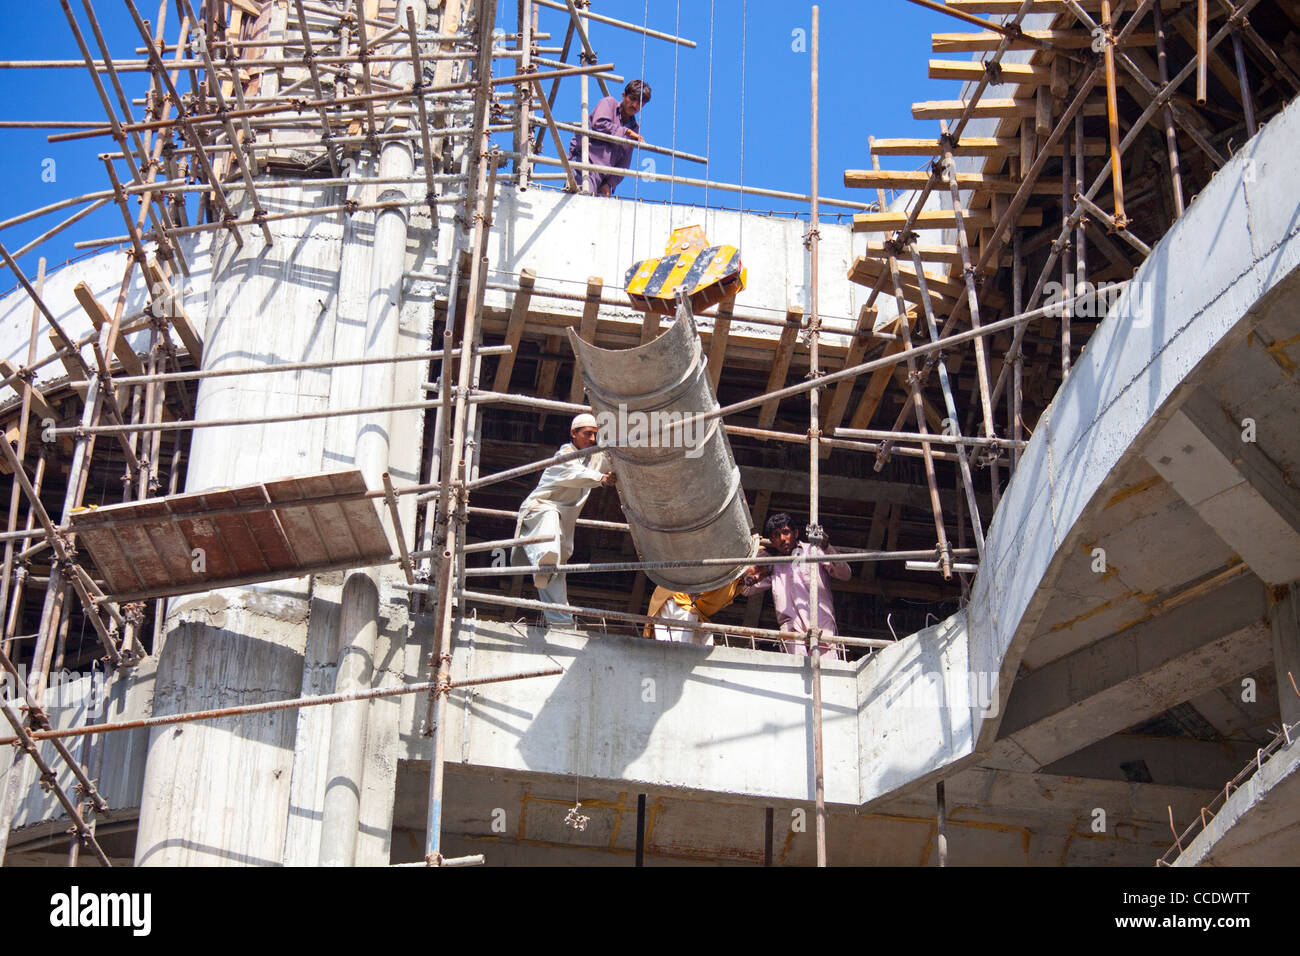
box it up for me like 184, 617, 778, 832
703, 0, 715, 229
738, 0, 748, 251
668, 0, 681, 215
632, 0, 650, 255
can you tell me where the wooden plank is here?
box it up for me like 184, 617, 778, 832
928, 58, 1051, 84
73, 282, 143, 376
135, 501, 197, 586
932, 30, 1155, 53
871, 136, 1104, 157
821, 306, 886, 450
108, 509, 173, 589
232, 485, 296, 572
267, 474, 347, 564
910, 99, 1104, 121
47, 330, 87, 390
847, 335, 907, 430
706, 296, 734, 390
756, 306, 802, 429
535, 334, 564, 427
570, 276, 603, 403
945, 0, 1180, 12
143, 259, 204, 363
852, 207, 1043, 233
741, 489, 773, 631
1051, 53, 1070, 99
492, 268, 535, 392
627, 571, 648, 614
848, 257, 1007, 309
0, 359, 57, 423
845, 169, 1061, 195
75, 524, 145, 594
862, 501, 890, 584
639, 311, 662, 345
169, 491, 241, 580
1035, 87, 1053, 136
864, 241, 962, 268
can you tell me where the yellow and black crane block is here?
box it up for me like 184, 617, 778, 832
624, 225, 746, 315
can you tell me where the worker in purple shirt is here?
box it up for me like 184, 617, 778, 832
745, 513, 852, 659
567, 79, 652, 197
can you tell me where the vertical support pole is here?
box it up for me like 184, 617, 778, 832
0, 259, 45, 639
1100, 0, 1127, 226
939, 122, 995, 441
1197, 0, 1209, 104
1269, 584, 1300, 730
515, 0, 532, 188
903, 248, 985, 560
937, 779, 948, 867
764, 806, 774, 866
1061, 121, 1073, 379
426, 0, 498, 865
579, 0, 589, 179
1152, 2, 1185, 218
807, 5, 827, 870
635, 792, 646, 866
1011, 232, 1024, 471
1075, 111, 1088, 309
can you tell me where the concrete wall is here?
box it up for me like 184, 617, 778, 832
2, 658, 153, 838
401, 619, 863, 805
472, 185, 868, 340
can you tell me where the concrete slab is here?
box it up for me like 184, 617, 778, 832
1173, 734, 1300, 866
400, 619, 862, 805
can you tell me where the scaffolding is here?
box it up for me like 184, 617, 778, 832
0, 0, 1294, 868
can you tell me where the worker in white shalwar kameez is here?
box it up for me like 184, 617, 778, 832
512, 413, 615, 625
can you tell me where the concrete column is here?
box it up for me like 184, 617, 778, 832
1270, 583, 1300, 728
316, 3, 423, 858
318, 572, 380, 866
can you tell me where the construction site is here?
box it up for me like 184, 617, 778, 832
0, 0, 1297, 868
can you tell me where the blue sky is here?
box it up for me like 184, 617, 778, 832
0, 0, 958, 279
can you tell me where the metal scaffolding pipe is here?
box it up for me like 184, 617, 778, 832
445, 588, 893, 648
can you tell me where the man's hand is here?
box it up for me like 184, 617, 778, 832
600, 472, 617, 488
623, 130, 642, 142
597, 183, 612, 197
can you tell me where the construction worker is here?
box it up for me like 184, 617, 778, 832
744, 513, 852, 659
512, 412, 616, 625
568, 79, 652, 197
644, 566, 762, 646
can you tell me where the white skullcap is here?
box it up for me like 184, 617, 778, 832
571, 412, 598, 431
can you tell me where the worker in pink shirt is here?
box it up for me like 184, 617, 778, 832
745, 513, 852, 659
567, 80, 651, 196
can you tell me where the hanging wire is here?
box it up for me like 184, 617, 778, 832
703, 0, 715, 232
738, 0, 747, 248
668, 0, 681, 216
632, 0, 650, 256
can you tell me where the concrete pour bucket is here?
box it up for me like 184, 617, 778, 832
567, 301, 758, 594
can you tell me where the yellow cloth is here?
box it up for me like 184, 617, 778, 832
643, 578, 746, 638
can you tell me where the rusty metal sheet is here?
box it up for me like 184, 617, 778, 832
69, 469, 393, 601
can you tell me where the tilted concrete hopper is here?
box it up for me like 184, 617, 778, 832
567, 302, 757, 594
